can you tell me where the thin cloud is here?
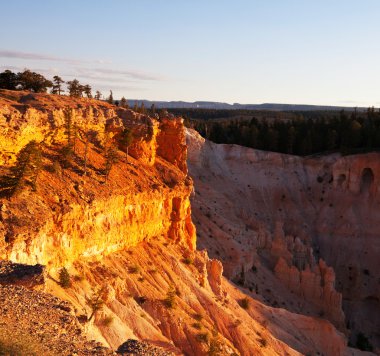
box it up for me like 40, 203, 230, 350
0, 65, 61, 76
74, 67, 165, 82
96, 84, 147, 92
93, 68, 165, 81
0, 65, 158, 86
0, 49, 106, 65
0, 50, 161, 81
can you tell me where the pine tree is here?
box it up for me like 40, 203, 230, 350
118, 129, 134, 161
120, 97, 128, 108
61, 108, 75, 168
104, 145, 118, 183
83, 132, 90, 176
64, 108, 74, 148
52, 75, 65, 95
150, 103, 156, 115
67, 79, 81, 97
82, 107, 94, 176
83, 84, 92, 98
95, 90, 102, 100
0, 141, 43, 196
107, 90, 114, 104
86, 287, 106, 321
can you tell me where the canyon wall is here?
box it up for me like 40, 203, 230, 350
187, 128, 380, 351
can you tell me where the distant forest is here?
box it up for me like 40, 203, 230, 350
168, 108, 380, 156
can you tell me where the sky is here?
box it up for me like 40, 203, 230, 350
1, 0, 380, 106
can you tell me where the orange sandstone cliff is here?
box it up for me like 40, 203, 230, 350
0, 91, 370, 355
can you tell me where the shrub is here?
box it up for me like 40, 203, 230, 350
193, 313, 203, 322
73, 274, 85, 282
129, 265, 140, 274
208, 329, 223, 356
101, 315, 114, 326
239, 297, 250, 310
182, 257, 193, 265
196, 332, 209, 343
258, 337, 267, 347
163, 286, 177, 309
59, 267, 71, 288
135, 296, 147, 305
192, 322, 202, 330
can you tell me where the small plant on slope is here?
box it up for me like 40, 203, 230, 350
59, 267, 71, 288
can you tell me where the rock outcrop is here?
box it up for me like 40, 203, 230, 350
0, 260, 45, 289
0, 90, 196, 269
275, 257, 345, 329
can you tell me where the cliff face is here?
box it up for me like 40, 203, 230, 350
187, 128, 380, 351
0, 90, 195, 268
0, 91, 369, 356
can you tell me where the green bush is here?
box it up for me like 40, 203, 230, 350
59, 267, 71, 288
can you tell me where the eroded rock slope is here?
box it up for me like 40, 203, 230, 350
187, 128, 380, 353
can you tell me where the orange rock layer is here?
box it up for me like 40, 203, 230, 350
0, 90, 196, 268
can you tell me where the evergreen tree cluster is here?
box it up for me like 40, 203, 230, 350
0, 69, 98, 99
0, 69, 155, 110
0, 69, 53, 93
188, 108, 380, 156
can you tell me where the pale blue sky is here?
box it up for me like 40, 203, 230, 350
1, 0, 380, 106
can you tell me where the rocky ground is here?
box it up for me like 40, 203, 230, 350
0, 284, 113, 355
116, 339, 174, 355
